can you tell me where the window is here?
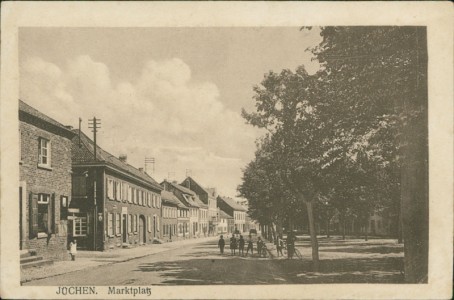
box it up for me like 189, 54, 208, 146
128, 186, 133, 203
147, 216, 152, 232
107, 179, 114, 199
136, 189, 140, 205
115, 182, 121, 201
38, 138, 51, 167
108, 213, 114, 236
115, 213, 121, 235
142, 191, 146, 206
134, 215, 138, 232
122, 183, 128, 202
128, 214, 132, 232
37, 194, 50, 233
72, 176, 87, 198
157, 195, 161, 208
73, 215, 88, 236
132, 188, 136, 204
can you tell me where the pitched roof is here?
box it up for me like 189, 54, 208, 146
181, 176, 209, 194
218, 196, 248, 212
194, 196, 208, 209
219, 209, 233, 219
161, 190, 187, 208
19, 100, 75, 136
72, 130, 162, 191
182, 194, 200, 208
166, 181, 196, 196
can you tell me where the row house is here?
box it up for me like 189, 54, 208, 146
19, 100, 75, 260
181, 177, 218, 235
71, 131, 163, 250
161, 190, 184, 242
194, 197, 209, 237
162, 181, 202, 238
217, 209, 234, 235
161, 181, 192, 238
217, 196, 247, 233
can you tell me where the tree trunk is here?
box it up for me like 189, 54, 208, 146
401, 27, 428, 283
325, 218, 329, 238
364, 223, 368, 241
397, 202, 403, 244
304, 200, 319, 272
342, 215, 346, 240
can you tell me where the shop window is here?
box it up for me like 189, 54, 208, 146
38, 138, 51, 168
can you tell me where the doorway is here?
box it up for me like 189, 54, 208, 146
153, 215, 157, 239
122, 214, 127, 243
139, 215, 146, 244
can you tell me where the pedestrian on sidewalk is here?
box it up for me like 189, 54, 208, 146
230, 235, 237, 255
69, 239, 77, 261
246, 235, 254, 256
238, 235, 245, 256
257, 237, 263, 257
218, 235, 225, 254
276, 235, 284, 257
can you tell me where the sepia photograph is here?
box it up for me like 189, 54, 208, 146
1, 2, 453, 299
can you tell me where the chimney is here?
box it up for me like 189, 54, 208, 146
139, 168, 144, 173
119, 154, 127, 163
65, 125, 73, 130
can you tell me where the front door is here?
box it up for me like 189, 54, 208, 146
122, 215, 127, 243
139, 216, 145, 244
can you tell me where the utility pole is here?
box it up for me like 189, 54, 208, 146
78, 117, 82, 148
88, 117, 101, 160
88, 117, 101, 251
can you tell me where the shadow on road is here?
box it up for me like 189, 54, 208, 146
135, 255, 404, 285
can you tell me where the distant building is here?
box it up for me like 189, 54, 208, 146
161, 181, 197, 239
71, 131, 162, 250
217, 209, 234, 235
181, 177, 218, 235
19, 100, 76, 260
161, 190, 182, 242
217, 196, 248, 233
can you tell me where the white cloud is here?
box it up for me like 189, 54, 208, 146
20, 55, 261, 196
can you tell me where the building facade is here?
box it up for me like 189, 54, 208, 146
181, 177, 218, 235
161, 190, 180, 242
19, 100, 75, 260
217, 196, 247, 233
71, 131, 162, 251
217, 209, 234, 235
161, 181, 193, 239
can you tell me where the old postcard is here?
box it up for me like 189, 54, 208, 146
1, 1, 453, 299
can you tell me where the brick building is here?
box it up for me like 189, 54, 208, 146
217, 196, 247, 233
71, 131, 162, 250
181, 177, 218, 235
19, 100, 75, 260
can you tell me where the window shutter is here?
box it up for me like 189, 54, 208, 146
29, 193, 39, 238
52, 193, 58, 234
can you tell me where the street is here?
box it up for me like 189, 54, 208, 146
23, 236, 404, 285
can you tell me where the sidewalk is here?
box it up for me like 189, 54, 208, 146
21, 236, 217, 284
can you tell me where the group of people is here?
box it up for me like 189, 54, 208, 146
218, 235, 267, 257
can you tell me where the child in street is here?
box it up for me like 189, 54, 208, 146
69, 239, 77, 261
230, 235, 237, 255
246, 235, 254, 256
218, 235, 225, 254
238, 235, 245, 256
277, 235, 284, 257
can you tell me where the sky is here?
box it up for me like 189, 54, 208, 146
19, 27, 322, 198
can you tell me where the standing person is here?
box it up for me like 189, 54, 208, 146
230, 235, 237, 255
218, 235, 225, 254
286, 231, 295, 259
246, 235, 254, 256
238, 235, 245, 256
276, 235, 284, 257
257, 237, 263, 257
69, 239, 77, 261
